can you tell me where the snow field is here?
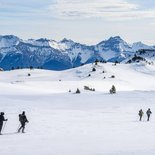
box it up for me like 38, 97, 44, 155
0, 63, 155, 155
1, 92, 155, 155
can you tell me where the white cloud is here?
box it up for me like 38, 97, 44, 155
47, 0, 155, 21
144, 40, 155, 46
101, 9, 155, 21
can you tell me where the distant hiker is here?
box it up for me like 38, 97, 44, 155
146, 108, 152, 121
18, 111, 29, 133
138, 109, 144, 121
0, 112, 8, 135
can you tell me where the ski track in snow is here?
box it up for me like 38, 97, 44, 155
0, 63, 155, 155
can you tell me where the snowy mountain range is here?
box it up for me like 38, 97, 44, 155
0, 35, 154, 70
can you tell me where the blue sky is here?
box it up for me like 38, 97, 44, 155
0, 0, 155, 45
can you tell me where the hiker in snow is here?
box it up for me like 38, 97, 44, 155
146, 108, 152, 121
138, 109, 144, 121
0, 112, 8, 135
18, 111, 29, 133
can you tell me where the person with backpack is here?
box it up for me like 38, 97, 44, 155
0, 112, 8, 135
18, 111, 29, 133
138, 109, 144, 121
146, 108, 152, 121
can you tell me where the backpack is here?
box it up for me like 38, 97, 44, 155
19, 114, 23, 122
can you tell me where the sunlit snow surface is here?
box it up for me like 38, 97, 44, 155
0, 63, 155, 155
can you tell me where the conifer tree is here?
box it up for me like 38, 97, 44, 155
110, 85, 116, 94
76, 88, 80, 94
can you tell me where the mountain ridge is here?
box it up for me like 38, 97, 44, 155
0, 35, 154, 70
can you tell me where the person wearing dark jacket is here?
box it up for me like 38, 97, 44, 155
146, 108, 152, 121
18, 111, 29, 133
138, 109, 144, 121
0, 112, 8, 135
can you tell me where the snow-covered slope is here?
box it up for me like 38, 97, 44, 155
0, 35, 20, 48
132, 42, 154, 52
1, 63, 155, 155
0, 35, 154, 70
0, 62, 155, 92
125, 49, 155, 64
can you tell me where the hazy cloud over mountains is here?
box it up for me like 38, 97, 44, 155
0, 0, 155, 45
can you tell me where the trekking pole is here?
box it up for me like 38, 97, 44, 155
2, 121, 7, 133
17, 124, 21, 132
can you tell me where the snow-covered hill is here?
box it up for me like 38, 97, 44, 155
0, 35, 154, 70
1, 62, 155, 92
1, 63, 155, 155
